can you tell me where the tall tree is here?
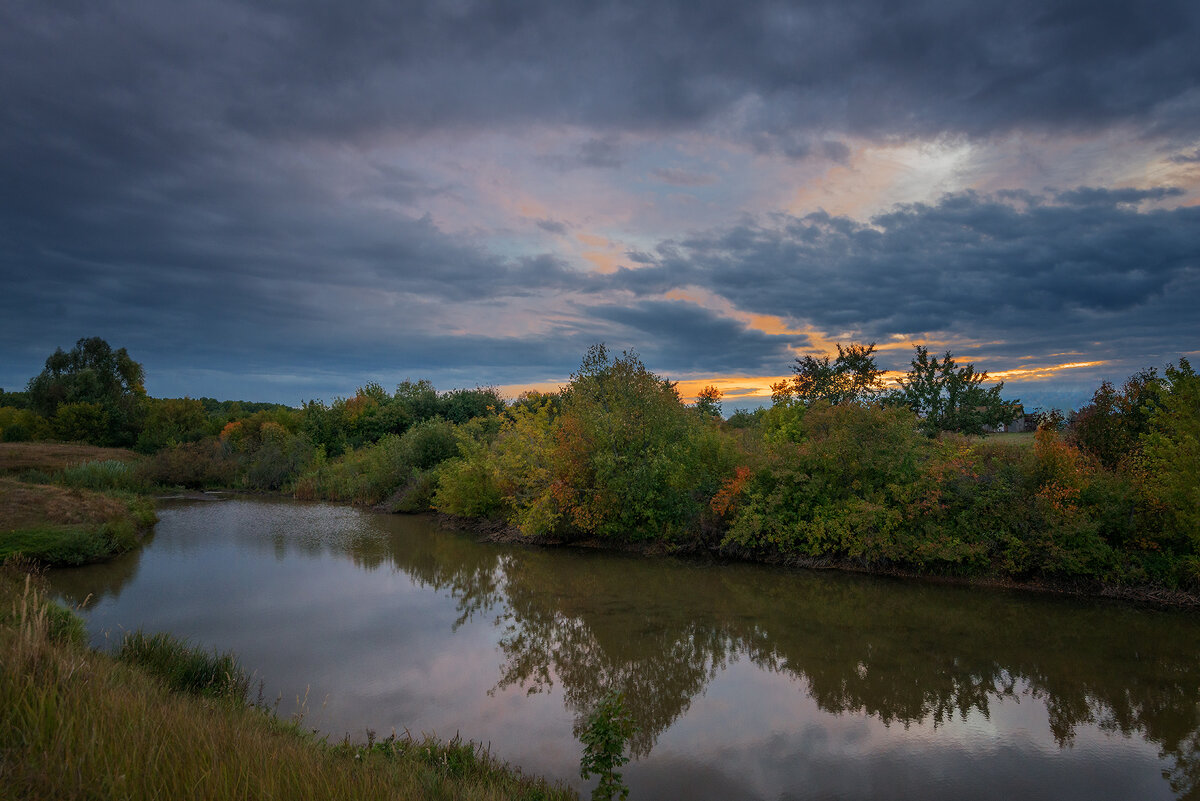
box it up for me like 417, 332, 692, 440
889, 345, 1015, 436
26, 337, 146, 446
779, 342, 885, 406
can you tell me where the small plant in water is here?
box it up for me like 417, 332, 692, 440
579, 691, 637, 801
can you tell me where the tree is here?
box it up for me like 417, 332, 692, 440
26, 337, 147, 446
1068, 368, 1163, 470
777, 343, 885, 406
889, 345, 1015, 436
693, 385, 723, 420
550, 345, 734, 540
1138, 358, 1199, 554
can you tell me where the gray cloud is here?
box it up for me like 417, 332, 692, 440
586, 299, 802, 373
3, 1, 1197, 153
2, 1, 1197, 402
612, 190, 1200, 377
652, 168, 717, 187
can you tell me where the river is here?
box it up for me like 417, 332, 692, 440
48, 496, 1200, 800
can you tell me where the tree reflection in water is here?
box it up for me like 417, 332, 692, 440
350, 526, 1200, 796
53, 501, 1200, 799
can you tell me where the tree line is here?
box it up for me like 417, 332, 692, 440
2, 336, 1197, 592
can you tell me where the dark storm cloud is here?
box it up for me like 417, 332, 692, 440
612, 191, 1200, 373
2, 0, 1198, 400
3, 0, 1197, 151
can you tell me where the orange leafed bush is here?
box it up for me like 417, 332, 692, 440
710, 465, 751, 518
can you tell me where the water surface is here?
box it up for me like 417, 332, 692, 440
49, 497, 1200, 800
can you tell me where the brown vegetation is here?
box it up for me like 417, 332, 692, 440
0, 442, 139, 475
0, 478, 130, 531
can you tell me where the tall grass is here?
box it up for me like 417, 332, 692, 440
57, 459, 149, 492
0, 569, 576, 801
116, 630, 249, 701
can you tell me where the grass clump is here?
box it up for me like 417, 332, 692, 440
0, 567, 577, 801
116, 630, 249, 701
58, 459, 149, 492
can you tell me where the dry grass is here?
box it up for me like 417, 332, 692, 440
0, 478, 129, 530
0, 569, 576, 801
0, 479, 155, 565
0, 442, 140, 476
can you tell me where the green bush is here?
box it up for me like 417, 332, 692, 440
52, 401, 111, 444
0, 406, 51, 442
296, 418, 462, 507
138, 439, 238, 489
398, 418, 460, 470
135, 397, 212, 453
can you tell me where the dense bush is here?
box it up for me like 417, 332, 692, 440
139, 439, 239, 489
295, 418, 463, 507
0, 406, 52, 442
135, 397, 212, 453
437, 347, 736, 542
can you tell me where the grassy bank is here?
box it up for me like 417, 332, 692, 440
0, 568, 576, 801
0, 443, 157, 566
0, 441, 141, 477
0, 478, 156, 566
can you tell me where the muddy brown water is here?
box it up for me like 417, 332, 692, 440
49, 497, 1200, 800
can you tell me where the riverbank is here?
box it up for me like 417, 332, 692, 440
436, 511, 1200, 610
0, 567, 577, 801
0, 443, 157, 565
0, 478, 156, 566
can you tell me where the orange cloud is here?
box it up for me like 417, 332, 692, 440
985, 361, 1107, 382
673, 376, 789, 403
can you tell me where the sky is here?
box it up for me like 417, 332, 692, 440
2, 0, 1198, 411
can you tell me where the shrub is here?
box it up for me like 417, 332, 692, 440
135, 397, 211, 453
578, 692, 636, 801
0, 406, 51, 442
138, 439, 238, 489
52, 401, 111, 444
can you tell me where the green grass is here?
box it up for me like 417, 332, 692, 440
0, 569, 577, 801
980, 431, 1037, 447
57, 459, 150, 493
116, 630, 250, 701
0, 525, 126, 566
